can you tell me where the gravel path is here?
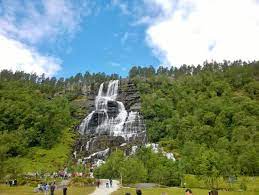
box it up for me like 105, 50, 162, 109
90, 179, 119, 195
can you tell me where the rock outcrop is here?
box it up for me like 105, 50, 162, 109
74, 79, 146, 164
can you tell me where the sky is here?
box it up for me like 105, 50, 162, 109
1, 0, 259, 78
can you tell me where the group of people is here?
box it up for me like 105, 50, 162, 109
35, 182, 55, 194
36, 183, 49, 192
35, 182, 67, 195
106, 178, 113, 188
96, 178, 113, 188
6, 179, 17, 186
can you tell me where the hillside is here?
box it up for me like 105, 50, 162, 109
0, 61, 258, 186
0, 71, 115, 177
132, 61, 259, 177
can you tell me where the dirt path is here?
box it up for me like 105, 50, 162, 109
90, 179, 119, 195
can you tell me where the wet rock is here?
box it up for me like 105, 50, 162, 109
74, 79, 146, 163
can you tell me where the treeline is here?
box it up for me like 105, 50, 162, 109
0, 70, 120, 97
131, 61, 259, 178
129, 60, 258, 79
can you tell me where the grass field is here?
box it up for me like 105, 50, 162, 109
112, 187, 259, 195
0, 185, 95, 195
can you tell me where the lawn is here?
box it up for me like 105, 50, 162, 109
0, 185, 95, 195
112, 187, 259, 195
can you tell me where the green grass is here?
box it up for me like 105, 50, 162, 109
183, 175, 259, 191
112, 187, 259, 195
0, 185, 95, 195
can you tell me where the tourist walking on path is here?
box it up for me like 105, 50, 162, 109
106, 180, 109, 188
109, 178, 112, 187
96, 179, 100, 188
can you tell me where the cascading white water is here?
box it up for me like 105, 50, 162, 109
79, 80, 143, 140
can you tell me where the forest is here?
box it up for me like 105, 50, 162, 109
0, 61, 258, 188
0, 70, 117, 177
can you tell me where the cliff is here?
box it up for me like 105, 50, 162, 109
73, 79, 146, 164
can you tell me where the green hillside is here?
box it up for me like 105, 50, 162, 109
0, 61, 258, 190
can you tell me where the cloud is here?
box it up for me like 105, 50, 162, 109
0, 0, 89, 44
141, 0, 259, 67
121, 32, 129, 44
110, 62, 121, 67
109, 61, 127, 71
110, 0, 130, 15
0, 34, 61, 76
0, 0, 89, 76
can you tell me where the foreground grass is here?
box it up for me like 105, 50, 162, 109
0, 185, 95, 195
112, 187, 259, 195
183, 175, 259, 191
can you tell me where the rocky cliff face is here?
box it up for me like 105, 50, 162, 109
85, 79, 142, 113
73, 79, 146, 165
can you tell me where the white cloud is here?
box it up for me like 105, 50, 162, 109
0, 34, 61, 76
0, 0, 88, 44
110, 62, 121, 67
121, 32, 129, 44
0, 0, 89, 76
110, 0, 130, 15
109, 61, 128, 71
143, 0, 259, 67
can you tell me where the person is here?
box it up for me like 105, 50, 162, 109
46, 183, 49, 190
63, 185, 67, 195
96, 179, 100, 188
50, 182, 56, 195
109, 178, 112, 187
106, 181, 109, 188
136, 189, 142, 195
14, 179, 17, 186
185, 189, 193, 195
209, 190, 218, 195
44, 183, 49, 195
37, 183, 43, 192
8, 180, 12, 187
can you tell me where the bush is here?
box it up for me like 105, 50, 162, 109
70, 177, 96, 187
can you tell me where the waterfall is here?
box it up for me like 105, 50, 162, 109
79, 80, 145, 140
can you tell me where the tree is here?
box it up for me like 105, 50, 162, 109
120, 158, 147, 184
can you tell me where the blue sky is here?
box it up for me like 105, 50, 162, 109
55, 3, 159, 78
1, 0, 259, 78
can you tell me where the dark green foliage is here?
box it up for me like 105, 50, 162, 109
0, 81, 71, 149
0, 69, 120, 177
1, 60, 258, 184
94, 149, 181, 186
131, 61, 259, 177
136, 148, 181, 186
94, 150, 147, 184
